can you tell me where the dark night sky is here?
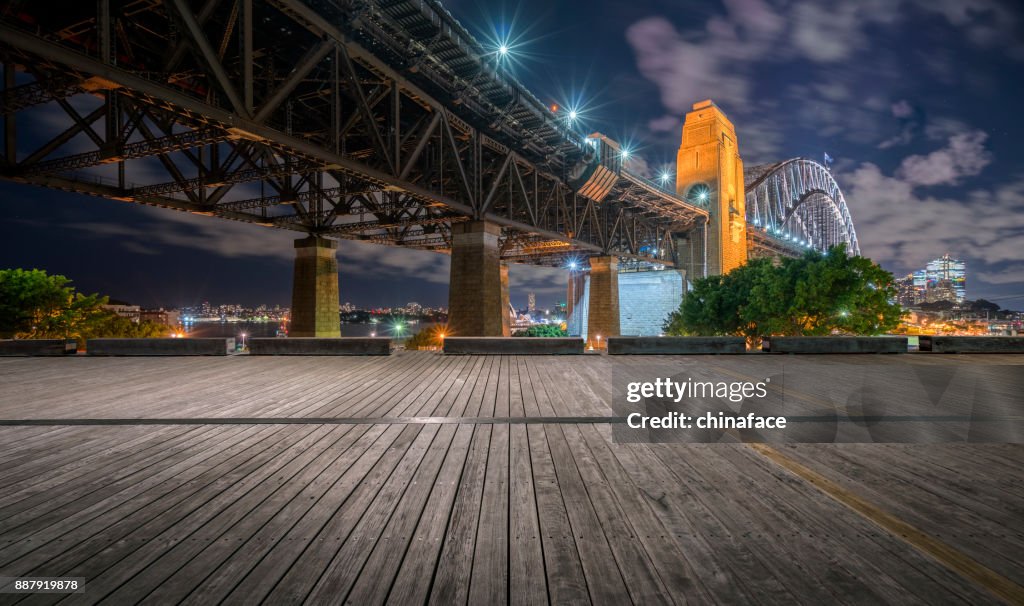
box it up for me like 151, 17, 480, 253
2, 0, 1023, 310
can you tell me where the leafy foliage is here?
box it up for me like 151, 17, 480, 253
0, 268, 171, 342
664, 245, 902, 338
405, 324, 447, 350
0, 269, 75, 338
514, 324, 568, 337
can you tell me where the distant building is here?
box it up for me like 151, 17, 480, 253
527, 292, 536, 313
926, 278, 959, 304
924, 254, 966, 302
140, 309, 180, 326
895, 274, 919, 307
103, 300, 141, 323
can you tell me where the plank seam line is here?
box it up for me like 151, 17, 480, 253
0, 415, 1018, 426
748, 442, 1024, 605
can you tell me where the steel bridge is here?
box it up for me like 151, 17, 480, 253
0, 0, 861, 337
0, 0, 711, 267
745, 158, 860, 259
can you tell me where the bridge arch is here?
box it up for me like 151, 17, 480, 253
744, 158, 859, 255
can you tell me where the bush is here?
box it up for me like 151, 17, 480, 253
405, 324, 447, 350
514, 324, 568, 337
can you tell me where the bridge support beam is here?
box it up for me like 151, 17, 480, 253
448, 221, 504, 336
500, 262, 512, 337
586, 256, 620, 349
290, 236, 340, 338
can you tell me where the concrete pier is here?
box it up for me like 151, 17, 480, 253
448, 221, 504, 336
443, 336, 584, 354
920, 336, 1024, 353
0, 339, 75, 356
290, 236, 340, 338
763, 336, 907, 354
86, 338, 234, 355
608, 336, 746, 354
586, 256, 620, 348
249, 337, 391, 356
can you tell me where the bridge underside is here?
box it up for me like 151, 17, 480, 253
0, 1, 704, 271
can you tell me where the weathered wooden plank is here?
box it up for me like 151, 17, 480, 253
427, 425, 492, 606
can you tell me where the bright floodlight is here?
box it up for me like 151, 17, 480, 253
499, 44, 509, 55
659, 172, 670, 183
698, 191, 708, 201
569, 260, 578, 270
568, 109, 578, 121
621, 148, 631, 159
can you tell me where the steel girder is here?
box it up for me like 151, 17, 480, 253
0, 1, 703, 266
743, 157, 860, 255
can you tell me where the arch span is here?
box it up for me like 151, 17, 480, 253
744, 158, 859, 255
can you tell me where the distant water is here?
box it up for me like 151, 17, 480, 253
182, 321, 437, 341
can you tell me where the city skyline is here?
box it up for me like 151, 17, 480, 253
2, 0, 1023, 306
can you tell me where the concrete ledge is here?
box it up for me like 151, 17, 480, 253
249, 337, 391, 356
763, 336, 907, 354
0, 339, 76, 356
444, 337, 584, 355
608, 336, 746, 355
87, 338, 234, 356
919, 336, 1024, 353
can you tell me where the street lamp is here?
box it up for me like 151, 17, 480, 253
240, 332, 247, 350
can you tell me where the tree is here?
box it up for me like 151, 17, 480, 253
514, 324, 568, 337
0, 269, 75, 338
970, 299, 1000, 314
664, 245, 902, 339
0, 268, 171, 342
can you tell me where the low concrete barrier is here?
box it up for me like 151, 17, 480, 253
919, 336, 1024, 353
608, 336, 746, 355
249, 337, 391, 355
444, 337, 584, 355
87, 338, 234, 356
763, 336, 906, 354
0, 339, 76, 356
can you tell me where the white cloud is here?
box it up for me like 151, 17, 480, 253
841, 134, 1023, 297
891, 100, 914, 118
648, 115, 680, 133
896, 130, 991, 187
66, 205, 454, 285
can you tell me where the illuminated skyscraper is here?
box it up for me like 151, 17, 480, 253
924, 254, 966, 302
527, 292, 536, 313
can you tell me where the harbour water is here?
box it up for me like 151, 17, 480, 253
182, 321, 437, 342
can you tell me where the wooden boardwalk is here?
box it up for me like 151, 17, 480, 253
0, 353, 1021, 604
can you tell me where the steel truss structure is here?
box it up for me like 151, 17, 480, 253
0, 0, 708, 267
744, 158, 860, 257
